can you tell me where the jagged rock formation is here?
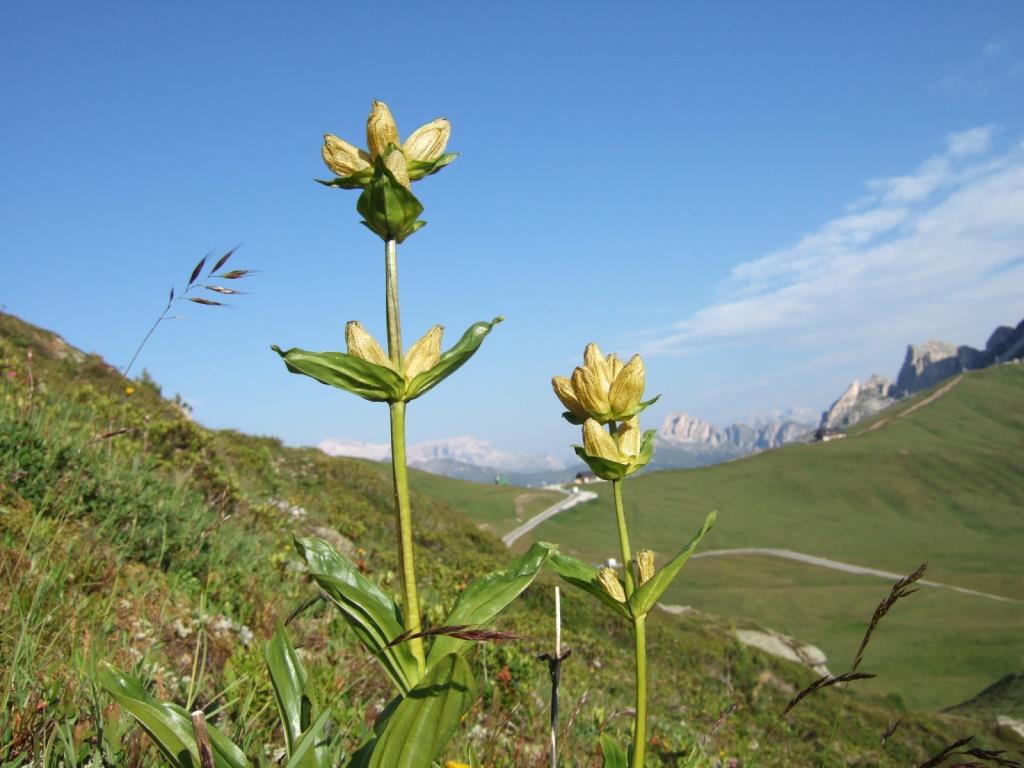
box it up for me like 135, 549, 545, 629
818, 318, 1024, 435
819, 374, 895, 433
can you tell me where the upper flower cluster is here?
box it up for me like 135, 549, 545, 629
321, 101, 457, 190
551, 343, 657, 425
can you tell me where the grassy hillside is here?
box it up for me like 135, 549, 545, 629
1, 309, 1019, 766
522, 363, 1024, 710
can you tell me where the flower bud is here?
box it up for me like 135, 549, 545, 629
607, 353, 624, 381
615, 417, 641, 458
367, 101, 400, 159
598, 567, 626, 603
608, 355, 645, 416
403, 325, 443, 379
636, 549, 655, 586
572, 366, 610, 415
583, 419, 620, 462
583, 342, 613, 392
383, 148, 411, 190
345, 321, 393, 369
552, 376, 586, 418
402, 118, 451, 163
322, 134, 371, 177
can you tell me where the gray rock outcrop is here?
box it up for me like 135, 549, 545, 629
819, 374, 894, 433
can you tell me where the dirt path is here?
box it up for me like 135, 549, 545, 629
692, 547, 1018, 603
862, 374, 963, 434
502, 490, 598, 547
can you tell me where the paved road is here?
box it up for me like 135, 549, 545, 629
502, 490, 598, 547
692, 548, 1019, 603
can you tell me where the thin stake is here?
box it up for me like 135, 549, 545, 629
190, 710, 215, 768
539, 587, 570, 768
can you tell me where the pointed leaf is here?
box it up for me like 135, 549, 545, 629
629, 510, 717, 617
272, 346, 404, 402
406, 152, 458, 180
572, 446, 629, 482
428, 542, 556, 665
98, 665, 249, 768
548, 553, 630, 619
265, 625, 310, 756
404, 317, 503, 401
617, 394, 661, 420
366, 653, 476, 768
295, 537, 420, 694
600, 733, 628, 768
282, 708, 332, 768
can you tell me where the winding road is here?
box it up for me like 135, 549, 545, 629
502, 493, 1018, 604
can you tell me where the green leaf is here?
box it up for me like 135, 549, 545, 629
264, 626, 311, 758
366, 653, 476, 768
572, 446, 629, 482
616, 394, 661, 420
406, 152, 458, 180
272, 346, 404, 403
283, 709, 331, 768
98, 664, 249, 768
600, 733, 628, 768
561, 410, 587, 426
427, 542, 556, 665
547, 553, 630, 619
316, 166, 374, 190
629, 510, 717, 617
405, 317, 503, 401
295, 537, 420, 694
356, 156, 425, 242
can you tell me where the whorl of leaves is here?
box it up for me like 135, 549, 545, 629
852, 562, 928, 672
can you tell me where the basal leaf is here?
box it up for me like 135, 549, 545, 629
405, 317, 503, 401
427, 542, 556, 665
366, 653, 476, 768
629, 510, 717, 617
600, 733, 628, 768
295, 537, 420, 694
272, 346, 404, 402
282, 709, 332, 768
548, 553, 630, 619
265, 626, 311, 757
99, 664, 249, 768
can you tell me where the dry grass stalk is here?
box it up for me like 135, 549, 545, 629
190, 710, 215, 768
852, 561, 927, 672
918, 735, 1021, 767
779, 671, 876, 722
385, 624, 523, 648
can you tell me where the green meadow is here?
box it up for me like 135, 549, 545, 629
521, 364, 1024, 710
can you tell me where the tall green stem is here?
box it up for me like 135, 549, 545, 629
613, 479, 647, 767
632, 616, 648, 768
612, 480, 635, 596
384, 239, 426, 674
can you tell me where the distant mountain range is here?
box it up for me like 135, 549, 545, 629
319, 317, 1024, 484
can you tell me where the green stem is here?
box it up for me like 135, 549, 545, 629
612, 478, 647, 767
632, 616, 648, 768
612, 480, 635, 596
384, 239, 426, 674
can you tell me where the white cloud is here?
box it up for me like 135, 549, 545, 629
643, 127, 1024, 358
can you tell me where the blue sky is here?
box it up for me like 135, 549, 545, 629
2, 2, 1023, 461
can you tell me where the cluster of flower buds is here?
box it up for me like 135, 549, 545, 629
553, 344, 658, 481
552, 343, 657, 425
321, 101, 457, 191
346, 321, 442, 379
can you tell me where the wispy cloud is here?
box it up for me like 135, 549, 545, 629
643, 127, 1024, 358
